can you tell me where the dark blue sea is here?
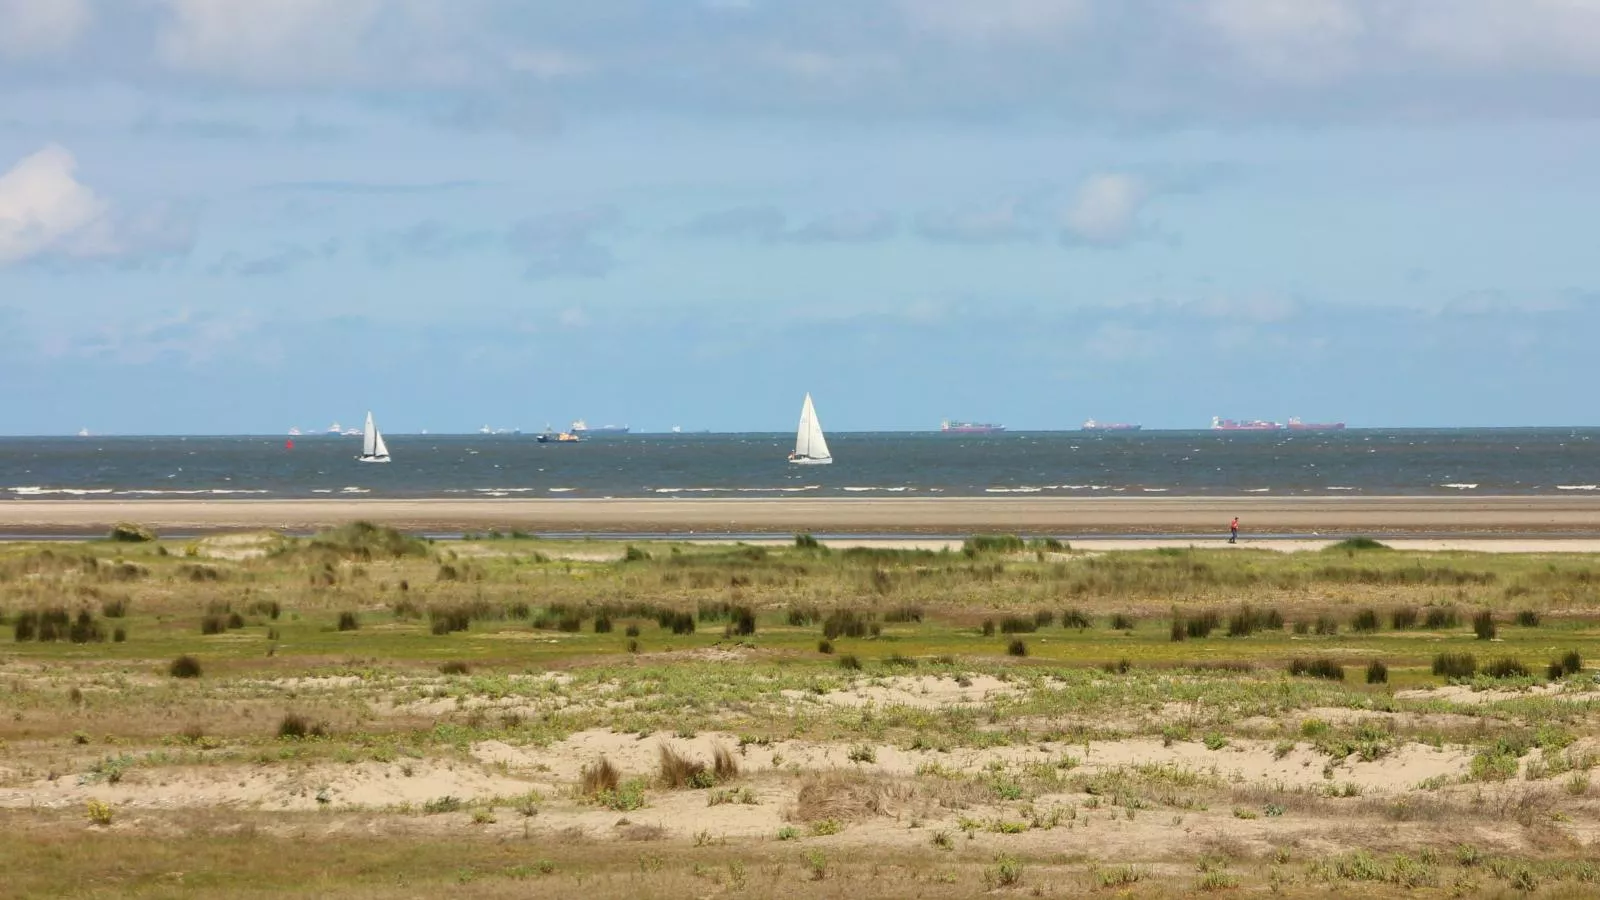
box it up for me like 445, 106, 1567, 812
1, 430, 1596, 500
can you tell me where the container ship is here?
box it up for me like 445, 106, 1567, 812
570, 419, 629, 435
1211, 417, 1283, 431
941, 419, 1006, 434
1286, 417, 1345, 431
1082, 419, 1142, 432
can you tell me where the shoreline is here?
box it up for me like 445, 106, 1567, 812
5, 495, 1600, 538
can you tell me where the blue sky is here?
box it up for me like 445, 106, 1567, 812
2, 0, 1599, 434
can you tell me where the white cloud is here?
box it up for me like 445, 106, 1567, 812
156, 0, 386, 84
0, 0, 91, 60
0, 145, 110, 266
897, 0, 1089, 42
1064, 173, 1147, 245
1402, 0, 1600, 76
1200, 0, 1366, 80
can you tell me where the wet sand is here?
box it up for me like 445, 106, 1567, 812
4, 495, 1600, 537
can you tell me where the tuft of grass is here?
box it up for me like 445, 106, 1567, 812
658, 744, 711, 789
168, 655, 202, 679
1061, 608, 1091, 630
581, 756, 621, 797
1288, 658, 1345, 681
1366, 660, 1389, 684
1423, 606, 1460, 629
838, 654, 861, 670
438, 660, 470, 675
1483, 658, 1529, 679
108, 522, 156, 543
1390, 606, 1418, 629
1109, 613, 1136, 631
1327, 536, 1389, 552
817, 639, 834, 654
963, 534, 1025, 557
277, 713, 327, 740
200, 614, 224, 636
1472, 609, 1496, 640
336, 611, 359, 631
712, 745, 739, 781
1433, 653, 1477, 679
1350, 608, 1380, 633
793, 533, 822, 550
1514, 609, 1541, 627
100, 597, 129, 618
1006, 638, 1027, 657
623, 545, 652, 562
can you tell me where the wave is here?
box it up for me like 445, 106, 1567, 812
473, 487, 535, 493
1325, 486, 1356, 491
1557, 485, 1599, 491
114, 489, 270, 496
547, 487, 577, 493
1244, 488, 1271, 493
9, 486, 115, 496
1441, 483, 1479, 490
339, 487, 369, 494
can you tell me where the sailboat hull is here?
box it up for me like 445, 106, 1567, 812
788, 457, 832, 466
356, 455, 391, 463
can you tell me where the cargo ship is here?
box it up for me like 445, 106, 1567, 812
571, 419, 629, 435
1082, 419, 1142, 432
1286, 417, 1345, 431
941, 419, 1006, 434
1211, 417, 1283, 431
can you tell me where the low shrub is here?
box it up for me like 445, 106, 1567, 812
817, 639, 834, 654
168, 655, 202, 678
1423, 606, 1459, 629
1472, 610, 1496, 641
1366, 660, 1389, 684
200, 615, 225, 635
1006, 638, 1027, 657
277, 713, 326, 739
336, 611, 358, 631
1390, 607, 1418, 630
1061, 608, 1091, 630
963, 534, 1025, 557
658, 744, 711, 789
1432, 653, 1476, 679
108, 522, 156, 543
438, 660, 470, 675
1483, 658, 1529, 679
1514, 610, 1541, 627
1350, 609, 1380, 633
1109, 613, 1136, 631
1288, 658, 1345, 680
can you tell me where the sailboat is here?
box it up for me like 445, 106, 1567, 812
788, 393, 832, 465
356, 411, 390, 463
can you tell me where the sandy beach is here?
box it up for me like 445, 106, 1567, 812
5, 495, 1600, 537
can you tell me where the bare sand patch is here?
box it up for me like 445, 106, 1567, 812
781, 674, 1018, 710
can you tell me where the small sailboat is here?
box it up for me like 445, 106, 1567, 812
788, 393, 832, 465
356, 411, 390, 463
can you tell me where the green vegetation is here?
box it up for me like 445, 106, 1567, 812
1, 532, 1598, 898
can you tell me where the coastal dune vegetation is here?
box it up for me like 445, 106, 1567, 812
0, 524, 1597, 898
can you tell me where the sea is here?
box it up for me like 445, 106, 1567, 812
1, 430, 1597, 500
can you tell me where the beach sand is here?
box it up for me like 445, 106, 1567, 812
4, 495, 1600, 538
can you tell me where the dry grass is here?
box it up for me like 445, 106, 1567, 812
581, 756, 621, 796
789, 772, 915, 824
658, 743, 708, 789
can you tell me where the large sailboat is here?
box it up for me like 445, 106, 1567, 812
356, 411, 391, 463
788, 393, 832, 465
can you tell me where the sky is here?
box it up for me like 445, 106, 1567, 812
2, 0, 1599, 434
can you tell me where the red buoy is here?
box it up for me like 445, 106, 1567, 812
286, 439, 295, 449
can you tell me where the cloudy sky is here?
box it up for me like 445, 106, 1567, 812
2, 0, 1598, 434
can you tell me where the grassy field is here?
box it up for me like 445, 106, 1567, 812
2, 524, 1598, 898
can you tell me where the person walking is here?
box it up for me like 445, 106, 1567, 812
1228, 517, 1239, 544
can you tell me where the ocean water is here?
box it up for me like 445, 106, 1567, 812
1, 430, 1596, 500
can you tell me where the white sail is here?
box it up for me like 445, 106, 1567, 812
791, 393, 832, 464
359, 411, 390, 462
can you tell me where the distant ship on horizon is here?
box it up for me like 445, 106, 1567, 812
571, 419, 629, 434
1212, 417, 1283, 431
1082, 419, 1142, 432
941, 419, 1006, 434
1287, 417, 1346, 431
1211, 417, 1346, 432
